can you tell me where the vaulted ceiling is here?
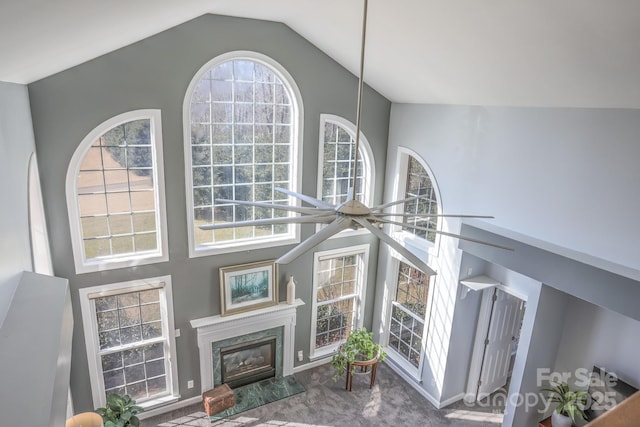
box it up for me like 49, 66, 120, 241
2, 0, 640, 108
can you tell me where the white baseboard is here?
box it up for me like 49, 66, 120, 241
138, 395, 202, 420
439, 392, 466, 408
293, 356, 331, 373
384, 359, 441, 408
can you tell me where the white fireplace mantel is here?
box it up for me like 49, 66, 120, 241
190, 299, 304, 392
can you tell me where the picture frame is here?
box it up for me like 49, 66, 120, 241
219, 260, 278, 316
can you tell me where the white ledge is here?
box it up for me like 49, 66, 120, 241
190, 299, 304, 329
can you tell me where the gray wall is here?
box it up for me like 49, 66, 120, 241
387, 104, 640, 279
0, 82, 37, 326
554, 297, 640, 389
28, 14, 390, 412
383, 103, 640, 424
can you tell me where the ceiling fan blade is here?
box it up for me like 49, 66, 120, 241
372, 212, 494, 219
374, 217, 514, 251
371, 195, 431, 212
199, 213, 337, 230
352, 217, 437, 275
215, 198, 333, 215
277, 216, 353, 264
275, 187, 335, 209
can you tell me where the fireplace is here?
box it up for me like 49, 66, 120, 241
221, 338, 276, 388
190, 300, 303, 393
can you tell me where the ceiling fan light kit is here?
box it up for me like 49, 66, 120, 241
199, 0, 509, 275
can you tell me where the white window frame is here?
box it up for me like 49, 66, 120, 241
66, 109, 169, 274
183, 51, 304, 258
309, 244, 370, 360
391, 147, 443, 260
79, 275, 179, 410
381, 255, 435, 380
316, 114, 375, 236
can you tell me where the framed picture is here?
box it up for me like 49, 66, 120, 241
219, 260, 278, 316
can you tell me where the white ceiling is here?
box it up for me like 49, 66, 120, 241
2, 0, 640, 107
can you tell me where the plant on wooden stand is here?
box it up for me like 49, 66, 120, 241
543, 381, 587, 427
331, 327, 386, 381
96, 393, 144, 427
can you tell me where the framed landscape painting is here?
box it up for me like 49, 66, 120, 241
219, 260, 278, 316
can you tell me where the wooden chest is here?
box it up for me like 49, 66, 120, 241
202, 384, 235, 416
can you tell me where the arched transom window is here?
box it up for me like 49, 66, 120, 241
318, 114, 374, 207
185, 52, 302, 256
403, 155, 439, 243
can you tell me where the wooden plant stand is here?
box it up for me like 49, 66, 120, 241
345, 357, 379, 391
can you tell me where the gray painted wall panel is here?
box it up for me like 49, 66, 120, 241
0, 82, 37, 326
388, 104, 640, 278
28, 14, 390, 412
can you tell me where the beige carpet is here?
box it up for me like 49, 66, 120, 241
141, 362, 505, 426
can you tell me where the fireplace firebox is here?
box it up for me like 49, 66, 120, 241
220, 338, 276, 389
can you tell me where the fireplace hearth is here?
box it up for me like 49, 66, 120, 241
221, 338, 276, 388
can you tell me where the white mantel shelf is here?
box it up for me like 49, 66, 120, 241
190, 299, 304, 392
190, 299, 304, 330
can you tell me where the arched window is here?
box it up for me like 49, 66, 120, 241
403, 155, 439, 242
184, 51, 302, 257
318, 114, 374, 207
66, 110, 168, 273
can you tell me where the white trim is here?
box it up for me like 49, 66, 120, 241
79, 275, 179, 409
309, 244, 370, 359
292, 356, 332, 374
384, 358, 441, 408
183, 51, 304, 258
440, 392, 466, 408
137, 395, 201, 420
66, 109, 169, 274
315, 114, 375, 237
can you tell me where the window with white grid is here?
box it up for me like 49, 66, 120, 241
66, 109, 168, 273
185, 52, 302, 256
403, 156, 439, 242
318, 115, 374, 207
79, 276, 178, 409
388, 261, 431, 369
310, 245, 369, 358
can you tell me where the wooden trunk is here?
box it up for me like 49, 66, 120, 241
202, 384, 235, 416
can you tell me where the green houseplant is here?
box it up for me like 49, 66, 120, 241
331, 327, 386, 381
543, 381, 588, 427
96, 393, 144, 427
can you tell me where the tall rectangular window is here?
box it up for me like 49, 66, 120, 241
79, 276, 179, 409
388, 261, 431, 369
311, 245, 369, 358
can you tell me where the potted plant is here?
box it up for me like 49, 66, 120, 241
96, 393, 144, 427
330, 327, 386, 382
543, 381, 588, 427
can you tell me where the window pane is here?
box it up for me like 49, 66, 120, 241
389, 262, 430, 368
75, 116, 162, 264
403, 156, 438, 242
313, 251, 364, 351
189, 58, 295, 246
320, 121, 367, 206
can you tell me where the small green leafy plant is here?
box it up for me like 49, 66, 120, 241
331, 327, 386, 381
96, 393, 144, 427
543, 381, 588, 422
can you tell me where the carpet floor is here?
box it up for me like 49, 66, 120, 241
141, 363, 505, 426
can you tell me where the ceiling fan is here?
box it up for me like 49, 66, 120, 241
200, 0, 511, 275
